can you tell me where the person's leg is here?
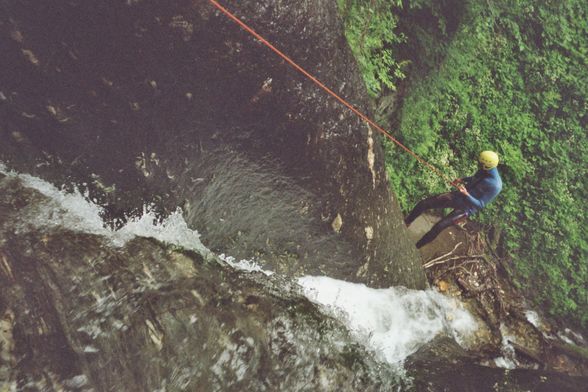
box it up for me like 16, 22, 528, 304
415, 209, 468, 249
404, 192, 457, 226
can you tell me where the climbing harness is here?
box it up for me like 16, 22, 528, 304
208, 0, 456, 188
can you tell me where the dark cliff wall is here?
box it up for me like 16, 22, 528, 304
0, 0, 425, 288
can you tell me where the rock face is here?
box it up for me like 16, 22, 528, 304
406, 337, 588, 392
0, 0, 425, 288
2, 172, 586, 391
0, 174, 402, 391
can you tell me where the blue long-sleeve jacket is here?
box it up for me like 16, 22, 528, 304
457, 167, 502, 215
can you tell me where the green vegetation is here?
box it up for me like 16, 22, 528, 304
337, 0, 407, 95
339, 0, 588, 329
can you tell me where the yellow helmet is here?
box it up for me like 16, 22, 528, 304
479, 151, 499, 170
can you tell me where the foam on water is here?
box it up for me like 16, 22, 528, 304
18, 172, 112, 236
1, 165, 210, 257
493, 356, 516, 369
3, 164, 480, 369
493, 323, 518, 369
298, 276, 478, 365
524, 310, 541, 329
116, 207, 211, 257
218, 254, 274, 276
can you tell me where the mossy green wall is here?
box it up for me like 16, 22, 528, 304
341, 0, 588, 329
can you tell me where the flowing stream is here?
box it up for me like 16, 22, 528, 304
1, 163, 478, 370
3, 163, 586, 392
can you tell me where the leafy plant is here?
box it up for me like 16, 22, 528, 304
341, 0, 588, 329
338, 0, 407, 96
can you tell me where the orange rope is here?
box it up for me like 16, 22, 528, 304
208, 0, 455, 188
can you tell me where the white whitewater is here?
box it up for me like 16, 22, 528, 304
1, 163, 479, 367
299, 276, 477, 366
1, 164, 212, 258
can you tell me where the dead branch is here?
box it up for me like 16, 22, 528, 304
424, 254, 484, 269
423, 242, 462, 267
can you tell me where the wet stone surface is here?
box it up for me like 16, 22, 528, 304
2, 163, 588, 391
0, 175, 402, 391
0, 0, 424, 289
406, 337, 588, 392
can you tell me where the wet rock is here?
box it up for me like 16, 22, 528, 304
416, 216, 588, 376
0, 309, 16, 386
0, 0, 424, 289
406, 336, 588, 392
0, 175, 401, 391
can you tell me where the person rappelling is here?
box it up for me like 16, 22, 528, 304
208, 0, 504, 252
404, 151, 502, 249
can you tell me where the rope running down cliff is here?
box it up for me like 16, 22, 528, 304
208, 0, 457, 189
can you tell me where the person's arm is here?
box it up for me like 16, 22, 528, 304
459, 187, 486, 210
459, 187, 485, 209
459, 177, 501, 209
